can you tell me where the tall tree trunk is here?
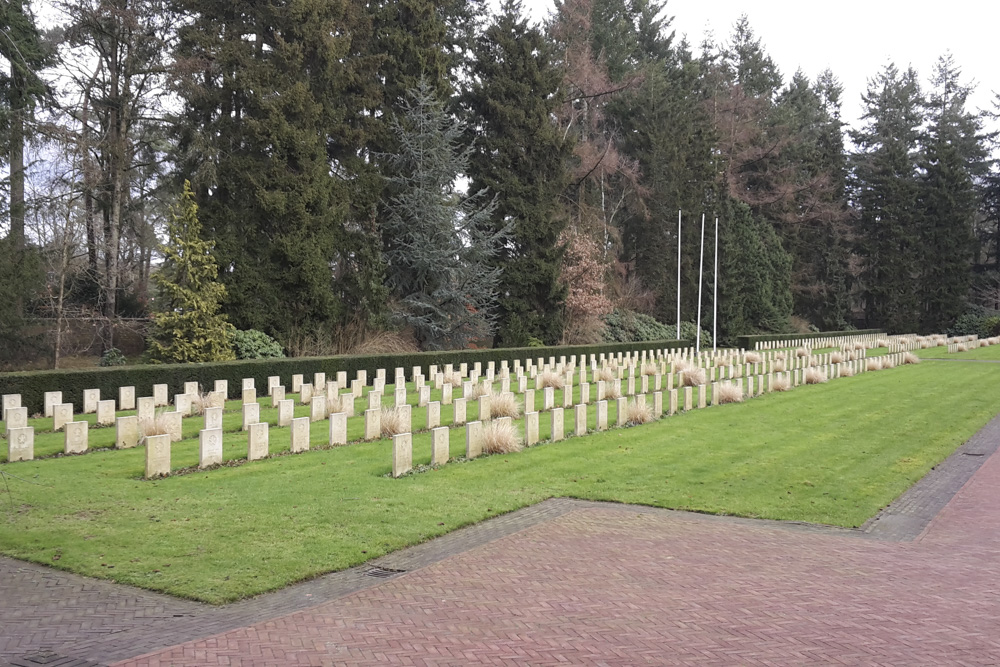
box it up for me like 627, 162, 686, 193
9, 0, 26, 249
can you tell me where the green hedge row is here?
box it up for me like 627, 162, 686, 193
736, 329, 885, 350
0, 339, 691, 414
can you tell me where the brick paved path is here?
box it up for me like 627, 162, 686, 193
5, 412, 1000, 666
112, 431, 1000, 664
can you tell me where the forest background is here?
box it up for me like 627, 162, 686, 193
2, 0, 999, 369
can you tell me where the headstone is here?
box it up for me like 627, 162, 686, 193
394, 384, 407, 408
310, 397, 327, 422
162, 411, 183, 442
204, 406, 223, 431
551, 407, 564, 442
314, 372, 326, 393
7, 426, 33, 461
653, 392, 663, 419
393, 432, 413, 477
683, 386, 693, 412
153, 384, 169, 407
432, 426, 450, 465
356, 369, 368, 387
669, 390, 678, 416
525, 411, 539, 445
53, 403, 73, 432
292, 374, 304, 393
174, 393, 193, 417
574, 404, 587, 436
291, 416, 310, 453
337, 371, 347, 388
184, 381, 199, 396
276, 399, 293, 427
83, 389, 100, 414
596, 380, 606, 401
271, 386, 286, 408
581, 383, 590, 405
5, 406, 27, 435
543, 386, 555, 411
2, 394, 20, 422
136, 397, 154, 424
242, 388, 256, 405
697, 385, 706, 409
616, 397, 627, 427
64, 421, 88, 454
524, 389, 535, 413
268, 376, 281, 392
247, 422, 269, 461
596, 401, 608, 430
465, 421, 483, 459
368, 391, 382, 411
44, 391, 62, 418
115, 415, 139, 449
364, 408, 381, 440
478, 394, 491, 422
418, 385, 430, 407
329, 412, 347, 446
199, 428, 223, 467
562, 385, 573, 408
214, 379, 228, 397
118, 386, 136, 412
442, 383, 453, 405
300, 383, 314, 406
453, 397, 467, 425
341, 394, 355, 417
145, 434, 171, 478
351, 379, 362, 398
241, 378, 255, 392
427, 401, 441, 430
242, 402, 259, 431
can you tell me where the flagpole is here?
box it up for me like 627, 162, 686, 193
696, 213, 705, 355
676, 210, 682, 341
713, 217, 719, 353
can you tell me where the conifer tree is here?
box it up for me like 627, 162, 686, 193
464, 0, 571, 346
850, 64, 923, 332
147, 182, 234, 363
915, 55, 989, 332
383, 79, 509, 349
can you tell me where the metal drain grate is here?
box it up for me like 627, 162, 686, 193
963, 452, 986, 457
363, 566, 406, 578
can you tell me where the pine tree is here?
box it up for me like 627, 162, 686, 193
915, 54, 989, 332
173, 0, 388, 346
850, 64, 923, 332
464, 0, 571, 346
147, 182, 234, 363
383, 79, 509, 350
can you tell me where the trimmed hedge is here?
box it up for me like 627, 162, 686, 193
736, 329, 885, 350
0, 339, 691, 414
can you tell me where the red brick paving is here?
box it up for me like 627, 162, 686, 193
115, 449, 1000, 666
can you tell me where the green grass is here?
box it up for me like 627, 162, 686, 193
1, 360, 999, 603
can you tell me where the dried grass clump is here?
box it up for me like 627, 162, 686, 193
623, 398, 653, 425
807, 356, 820, 367
471, 382, 492, 399
876, 339, 889, 348
443, 371, 464, 387
488, 391, 521, 418
348, 329, 420, 355
139, 410, 171, 442
795, 347, 811, 358
327, 393, 346, 414
772, 359, 786, 372
538, 370, 564, 390
805, 368, 828, 384
919, 340, 930, 349
771, 375, 791, 392
604, 381, 623, 400
840, 365, 856, 377
671, 358, 695, 374
681, 367, 707, 387
903, 352, 921, 365
774, 351, 787, 360
830, 351, 844, 364
482, 419, 522, 454
866, 358, 881, 371
715, 381, 744, 404
191, 392, 209, 416
880, 357, 897, 369
744, 351, 762, 364
981, 340, 991, 348
956, 343, 968, 352
714, 355, 732, 368
641, 362, 658, 376
854, 341, 868, 351
595, 366, 617, 383
379, 405, 408, 437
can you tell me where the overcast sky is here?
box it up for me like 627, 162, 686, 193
523, 0, 1000, 133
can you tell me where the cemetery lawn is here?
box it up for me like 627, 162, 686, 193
2, 360, 999, 603
916, 344, 1000, 360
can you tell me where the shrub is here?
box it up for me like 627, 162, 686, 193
771, 375, 791, 392
527, 336, 545, 348
840, 366, 855, 377
380, 405, 408, 437
805, 368, 827, 384
672, 358, 694, 374
681, 368, 707, 387
488, 391, 521, 419
641, 362, 658, 376
623, 398, 652, 425
714, 356, 732, 368
772, 359, 786, 372
956, 343, 968, 352
743, 352, 762, 364
881, 357, 897, 369
482, 419, 522, 454
830, 351, 844, 364
795, 347, 810, 358
866, 359, 881, 371
537, 370, 564, 390
903, 352, 920, 365
99, 348, 127, 367
603, 310, 711, 345
230, 329, 285, 360
715, 381, 743, 404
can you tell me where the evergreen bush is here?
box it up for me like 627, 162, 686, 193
229, 329, 284, 360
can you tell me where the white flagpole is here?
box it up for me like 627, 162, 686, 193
676, 210, 682, 340
713, 217, 719, 353
696, 213, 705, 355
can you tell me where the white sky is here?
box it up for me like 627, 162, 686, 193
523, 0, 1000, 132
